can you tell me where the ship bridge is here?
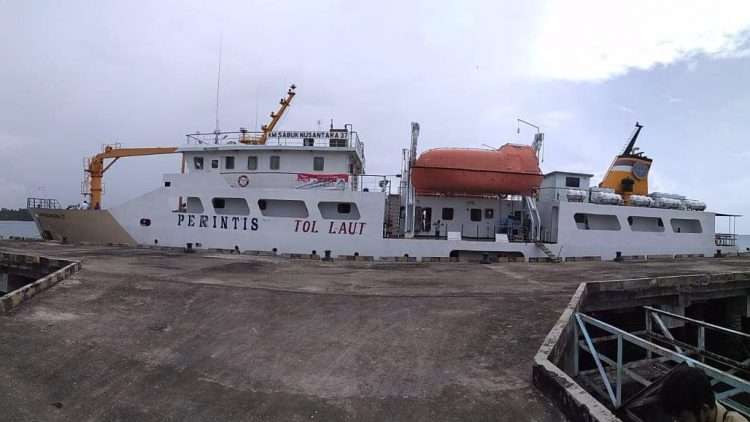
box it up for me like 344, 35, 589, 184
176, 128, 367, 191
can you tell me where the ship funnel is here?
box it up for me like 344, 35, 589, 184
600, 122, 652, 200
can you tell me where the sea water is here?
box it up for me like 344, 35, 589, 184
0, 221, 40, 239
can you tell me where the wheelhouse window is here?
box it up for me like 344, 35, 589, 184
247, 156, 258, 170
211, 159, 219, 169
270, 155, 280, 170
441, 207, 454, 220
225, 156, 235, 170
193, 157, 204, 170
470, 208, 482, 222
313, 156, 325, 171
565, 177, 580, 188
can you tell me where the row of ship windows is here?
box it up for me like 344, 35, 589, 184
193, 156, 325, 171
574, 213, 702, 233
420, 207, 494, 222
181, 197, 359, 219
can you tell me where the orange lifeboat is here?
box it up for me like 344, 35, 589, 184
411, 144, 543, 195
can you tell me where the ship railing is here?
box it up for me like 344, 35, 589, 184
185, 130, 364, 158
26, 198, 62, 209
574, 309, 750, 415
412, 223, 531, 242
715, 233, 737, 247
213, 171, 400, 194
355, 174, 402, 194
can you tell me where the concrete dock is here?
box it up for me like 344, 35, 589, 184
2, 239, 750, 421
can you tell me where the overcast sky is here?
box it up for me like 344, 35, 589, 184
2, 1, 750, 232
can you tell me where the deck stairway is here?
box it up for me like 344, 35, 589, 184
524, 196, 541, 241
384, 194, 401, 237
535, 242, 561, 263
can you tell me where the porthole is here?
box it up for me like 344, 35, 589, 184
140, 218, 151, 227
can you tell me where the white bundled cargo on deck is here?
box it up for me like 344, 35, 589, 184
682, 199, 707, 211
650, 192, 685, 209
566, 189, 587, 202
628, 195, 654, 207
589, 187, 623, 205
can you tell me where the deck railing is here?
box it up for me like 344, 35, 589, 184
185, 130, 365, 161
716, 233, 737, 247
26, 198, 62, 209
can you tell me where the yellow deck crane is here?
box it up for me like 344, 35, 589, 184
83, 144, 179, 209
240, 84, 296, 144
82, 85, 296, 208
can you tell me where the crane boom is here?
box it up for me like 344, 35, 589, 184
241, 84, 296, 145
85, 145, 179, 209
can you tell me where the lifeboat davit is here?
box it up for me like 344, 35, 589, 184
411, 144, 543, 195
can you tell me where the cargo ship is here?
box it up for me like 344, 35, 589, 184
28, 86, 741, 261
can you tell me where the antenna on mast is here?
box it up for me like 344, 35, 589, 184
254, 85, 259, 131
621, 122, 643, 155
214, 32, 224, 143
517, 118, 544, 162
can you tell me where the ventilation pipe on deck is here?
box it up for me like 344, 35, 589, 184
404, 122, 420, 238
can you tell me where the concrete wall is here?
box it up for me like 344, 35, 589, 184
532, 271, 750, 422
0, 252, 81, 314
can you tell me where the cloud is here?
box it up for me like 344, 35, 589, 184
666, 95, 683, 104
539, 110, 575, 129
529, 0, 750, 81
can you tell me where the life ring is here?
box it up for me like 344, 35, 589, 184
237, 175, 250, 187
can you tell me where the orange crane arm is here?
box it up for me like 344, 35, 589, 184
86, 145, 179, 209
239, 84, 297, 145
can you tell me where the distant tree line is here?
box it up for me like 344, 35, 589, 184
0, 208, 33, 221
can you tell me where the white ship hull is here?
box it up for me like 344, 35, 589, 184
30, 182, 720, 261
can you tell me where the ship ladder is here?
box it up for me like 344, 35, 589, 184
524, 196, 541, 242
535, 242, 561, 263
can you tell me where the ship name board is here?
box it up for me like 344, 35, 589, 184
177, 214, 259, 231
294, 219, 366, 235
176, 214, 365, 236
268, 131, 349, 139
